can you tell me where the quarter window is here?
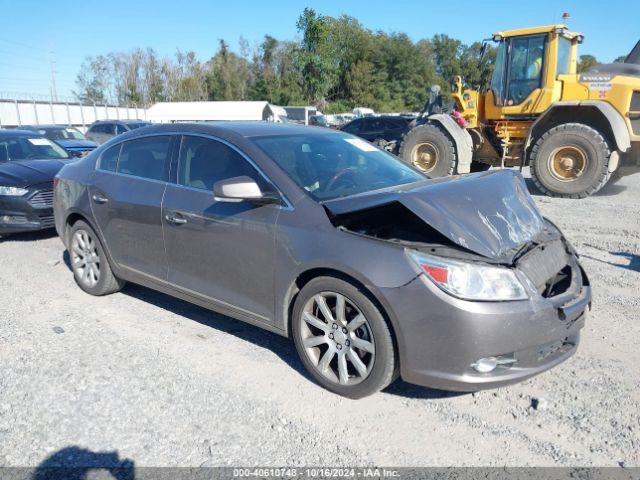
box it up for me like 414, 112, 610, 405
177, 136, 263, 191
99, 144, 121, 172
117, 136, 171, 181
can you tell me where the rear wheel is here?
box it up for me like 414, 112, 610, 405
400, 124, 456, 177
68, 220, 125, 296
529, 123, 611, 198
292, 276, 397, 398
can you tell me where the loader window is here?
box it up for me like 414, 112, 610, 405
490, 41, 507, 105
506, 35, 546, 105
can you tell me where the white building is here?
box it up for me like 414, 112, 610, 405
146, 101, 287, 123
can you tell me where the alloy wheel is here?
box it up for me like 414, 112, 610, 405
71, 229, 101, 288
299, 292, 375, 386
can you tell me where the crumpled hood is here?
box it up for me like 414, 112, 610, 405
55, 139, 98, 150
0, 159, 68, 187
323, 170, 544, 259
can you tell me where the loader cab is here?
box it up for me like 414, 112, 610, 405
484, 25, 582, 120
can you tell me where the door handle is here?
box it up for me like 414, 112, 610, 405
165, 213, 187, 225
92, 194, 109, 204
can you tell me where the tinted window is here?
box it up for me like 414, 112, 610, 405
103, 123, 116, 135
99, 144, 121, 172
178, 136, 262, 191
127, 122, 150, 130
342, 120, 362, 134
117, 136, 171, 181
115, 124, 127, 135
88, 124, 102, 133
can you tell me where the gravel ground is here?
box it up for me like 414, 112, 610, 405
0, 170, 638, 468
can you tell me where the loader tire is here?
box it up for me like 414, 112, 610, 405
529, 123, 611, 198
399, 124, 456, 177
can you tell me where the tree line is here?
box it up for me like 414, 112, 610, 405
74, 8, 609, 113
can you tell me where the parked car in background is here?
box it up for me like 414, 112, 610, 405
0, 130, 71, 235
86, 119, 151, 144
352, 107, 375, 118
340, 115, 413, 153
54, 122, 589, 398
21, 124, 98, 157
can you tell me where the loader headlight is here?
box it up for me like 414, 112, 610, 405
0, 186, 28, 196
408, 250, 528, 301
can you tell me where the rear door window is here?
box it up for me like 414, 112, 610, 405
117, 136, 172, 181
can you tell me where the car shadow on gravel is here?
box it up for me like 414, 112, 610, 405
580, 250, 640, 272
32, 446, 134, 480
0, 228, 57, 243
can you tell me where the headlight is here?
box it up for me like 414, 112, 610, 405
0, 186, 28, 196
408, 250, 528, 301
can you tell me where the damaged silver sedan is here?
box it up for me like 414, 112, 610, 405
54, 122, 591, 398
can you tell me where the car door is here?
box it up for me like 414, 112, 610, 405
89, 134, 174, 280
162, 134, 280, 324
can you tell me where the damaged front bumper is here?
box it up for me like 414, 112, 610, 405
381, 247, 590, 392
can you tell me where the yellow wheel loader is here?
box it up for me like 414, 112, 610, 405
400, 25, 640, 198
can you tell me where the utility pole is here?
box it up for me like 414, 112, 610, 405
48, 50, 58, 102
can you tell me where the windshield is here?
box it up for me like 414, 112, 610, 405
0, 135, 69, 161
37, 127, 86, 140
252, 133, 425, 201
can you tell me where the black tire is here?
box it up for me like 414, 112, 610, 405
529, 123, 611, 198
470, 160, 491, 173
399, 124, 456, 177
292, 276, 397, 399
68, 220, 125, 296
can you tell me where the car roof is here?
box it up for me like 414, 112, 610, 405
109, 122, 340, 142
0, 129, 45, 138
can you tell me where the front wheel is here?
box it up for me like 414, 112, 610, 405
529, 123, 611, 198
399, 124, 456, 177
292, 277, 397, 398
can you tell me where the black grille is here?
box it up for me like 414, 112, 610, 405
28, 189, 54, 208
516, 240, 569, 294
38, 215, 55, 228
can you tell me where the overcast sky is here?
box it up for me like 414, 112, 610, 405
0, 0, 635, 100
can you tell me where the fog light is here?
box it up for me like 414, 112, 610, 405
0, 215, 29, 225
471, 354, 516, 373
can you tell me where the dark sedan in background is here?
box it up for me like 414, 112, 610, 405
340, 115, 413, 153
22, 124, 98, 157
54, 123, 590, 398
0, 130, 71, 235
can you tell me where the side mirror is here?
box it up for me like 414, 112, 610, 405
213, 175, 280, 204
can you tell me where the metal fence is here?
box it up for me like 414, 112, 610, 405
0, 97, 148, 131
